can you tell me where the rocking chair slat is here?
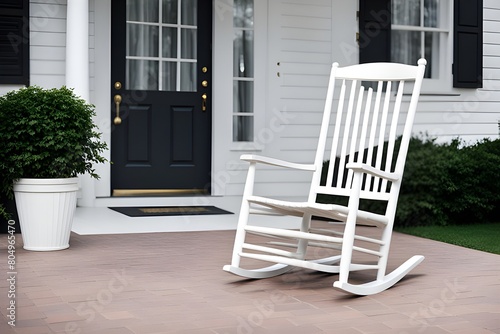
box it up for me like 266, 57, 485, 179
309, 228, 386, 246
352, 246, 383, 257
239, 252, 341, 273
365, 81, 384, 190
242, 243, 302, 259
244, 225, 344, 244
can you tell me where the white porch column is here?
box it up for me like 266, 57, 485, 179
66, 0, 89, 99
66, 0, 94, 207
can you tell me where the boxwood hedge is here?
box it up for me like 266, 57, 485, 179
318, 136, 500, 227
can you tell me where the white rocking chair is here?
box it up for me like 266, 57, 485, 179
224, 59, 427, 295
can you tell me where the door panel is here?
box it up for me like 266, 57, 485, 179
171, 106, 194, 162
111, 0, 212, 195
127, 105, 151, 164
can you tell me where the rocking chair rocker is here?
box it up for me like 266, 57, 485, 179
224, 59, 427, 295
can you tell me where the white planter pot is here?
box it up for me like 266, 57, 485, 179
13, 178, 79, 251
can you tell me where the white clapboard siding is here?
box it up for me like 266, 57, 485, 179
251, 0, 334, 198
278, 52, 332, 64
484, 20, 500, 32
484, 0, 500, 10
29, 1, 68, 88
29, 0, 96, 95
29, 17, 65, 33
277, 99, 325, 112
30, 46, 65, 61
30, 31, 65, 47
272, 1, 332, 128
31, 2, 66, 20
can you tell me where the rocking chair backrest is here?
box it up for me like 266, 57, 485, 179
309, 59, 427, 204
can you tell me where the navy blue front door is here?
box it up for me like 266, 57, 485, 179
110, 0, 212, 195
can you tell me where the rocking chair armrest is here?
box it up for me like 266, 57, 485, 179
346, 162, 401, 182
240, 154, 316, 171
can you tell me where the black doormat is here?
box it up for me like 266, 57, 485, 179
108, 206, 233, 217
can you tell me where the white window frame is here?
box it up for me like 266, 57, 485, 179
230, 0, 267, 151
391, 0, 453, 93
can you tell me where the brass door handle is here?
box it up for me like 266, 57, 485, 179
114, 94, 122, 125
201, 93, 207, 112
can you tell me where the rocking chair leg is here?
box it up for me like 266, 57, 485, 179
333, 255, 425, 295
296, 213, 313, 258
223, 263, 293, 279
228, 164, 256, 268
224, 164, 295, 279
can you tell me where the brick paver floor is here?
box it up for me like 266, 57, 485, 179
1, 224, 499, 333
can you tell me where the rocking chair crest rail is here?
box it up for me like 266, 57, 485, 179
223, 59, 427, 295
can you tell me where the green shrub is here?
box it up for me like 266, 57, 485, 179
0, 86, 108, 220
318, 135, 500, 227
400, 136, 500, 226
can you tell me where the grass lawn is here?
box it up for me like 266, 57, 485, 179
395, 223, 500, 255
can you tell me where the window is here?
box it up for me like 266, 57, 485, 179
233, 0, 254, 142
0, 0, 29, 86
359, 0, 483, 89
391, 0, 449, 79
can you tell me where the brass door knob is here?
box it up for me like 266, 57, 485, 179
114, 94, 122, 125
201, 93, 207, 111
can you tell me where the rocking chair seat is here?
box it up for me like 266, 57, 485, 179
248, 196, 388, 226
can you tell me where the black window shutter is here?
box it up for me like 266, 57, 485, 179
453, 0, 483, 88
358, 0, 391, 64
0, 0, 30, 86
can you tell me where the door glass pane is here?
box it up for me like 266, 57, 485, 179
181, 0, 197, 25
162, 27, 177, 58
127, 0, 198, 91
234, 0, 253, 28
127, 24, 159, 57
181, 28, 197, 59
233, 81, 253, 113
162, 0, 178, 24
233, 30, 254, 77
233, 116, 254, 141
127, 0, 159, 22
180, 62, 196, 91
161, 61, 177, 90
127, 59, 159, 90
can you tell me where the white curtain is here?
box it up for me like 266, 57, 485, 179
391, 0, 437, 77
126, 0, 160, 90
126, 0, 197, 91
